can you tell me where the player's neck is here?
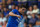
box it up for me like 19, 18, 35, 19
18, 10, 20, 13
18, 10, 22, 15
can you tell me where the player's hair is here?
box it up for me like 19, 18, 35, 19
18, 6, 22, 10
19, 6, 22, 8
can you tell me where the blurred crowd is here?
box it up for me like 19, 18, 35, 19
0, 0, 40, 27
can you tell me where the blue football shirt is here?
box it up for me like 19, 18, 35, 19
7, 9, 23, 27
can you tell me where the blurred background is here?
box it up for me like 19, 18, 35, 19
0, 0, 40, 27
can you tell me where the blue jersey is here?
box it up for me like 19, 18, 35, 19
6, 9, 23, 27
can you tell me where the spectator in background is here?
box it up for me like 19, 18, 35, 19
0, 13, 1, 17
0, 0, 2, 4
11, 5, 15, 10
2, 0, 5, 4
32, 5, 39, 14
0, 4, 2, 12
2, 0, 5, 8
15, 5, 19, 10
0, 4, 3, 13
24, 15, 27, 27
0, 13, 7, 27
0, 13, 2, 27
0, 13, 7, 24
6, 0, 12, 9
3, 8, 9, 17
2, 21, 7, 27
26, 6, 32, 19
29, 13, 37, 27
8, 5, 12, 10
24, 22, 27, 27
7, 0, 11, 5
6, 0, 14, 9
0, 22, 2, 27
0, 13, 3, 24
34, 13, 40, 27
24, 15, 30, 27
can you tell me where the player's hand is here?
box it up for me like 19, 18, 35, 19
17, 15, 21, 18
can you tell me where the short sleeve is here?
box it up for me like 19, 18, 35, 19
11, 9, 18, 14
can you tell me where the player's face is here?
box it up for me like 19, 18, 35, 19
21, 8, 26, 13
19, 8, 26, 13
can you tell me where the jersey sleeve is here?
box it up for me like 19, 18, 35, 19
11, 9, 18, 14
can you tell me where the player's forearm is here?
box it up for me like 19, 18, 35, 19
9, 12, 17, 16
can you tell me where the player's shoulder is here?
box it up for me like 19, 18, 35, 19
12, 9, 18, 11
12, 9, 18, 12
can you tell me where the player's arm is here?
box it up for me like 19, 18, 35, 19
9, 12, 21, 18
